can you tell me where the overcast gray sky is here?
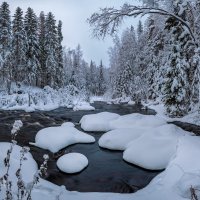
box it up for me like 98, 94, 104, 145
4, 0, 142, 66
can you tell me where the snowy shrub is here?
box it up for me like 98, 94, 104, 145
0, 85, 88, 111
0, 120, 49, 200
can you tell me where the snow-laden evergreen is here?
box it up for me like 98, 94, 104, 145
11, 7, 27, 84
91, 0, 200, 117
0, 2, 12, 90
0, 2, 109, 111
24, 7, 39, 86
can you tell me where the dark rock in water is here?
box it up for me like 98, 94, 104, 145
169, 121, 200, 136
2, 102, 198, 193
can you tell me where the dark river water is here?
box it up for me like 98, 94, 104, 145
0, 102, 199, 193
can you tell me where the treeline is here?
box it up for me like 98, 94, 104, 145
63, 45, 108, 96
108, 0, 200, 117
0, 2, 108, 96
0, 2, 64, 91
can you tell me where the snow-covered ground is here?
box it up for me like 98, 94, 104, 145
0, 85, 94, 112
144, 100, 200, 126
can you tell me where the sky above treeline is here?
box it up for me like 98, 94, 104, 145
4, 0, 142, 67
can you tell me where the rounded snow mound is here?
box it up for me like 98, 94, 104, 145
99, 128, 145, 150
80, 112, 120, 132
57, 153, 88, 174
73, 102, 95, 111
31, 126, 95, 153
123, 124, 188, 170
61, 122, 75, 127
109, 113, 166, 129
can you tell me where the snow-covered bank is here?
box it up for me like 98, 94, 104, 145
144, 100, 200, 126
0, 143, 37, 183
0, 85, 93, 112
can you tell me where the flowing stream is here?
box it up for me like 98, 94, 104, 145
0, 102, 199, 193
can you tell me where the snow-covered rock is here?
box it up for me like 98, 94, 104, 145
57, 153, 88, 173
109, 113, 166, 129
30, 126, 95, 153
80, 112, 120, 132
73, 102, 95, 111
99, 128, 146, 150
0, 142, 37, 183
123, 124, 188, 170
127, 100, 135, 105
61, 122, 75, 127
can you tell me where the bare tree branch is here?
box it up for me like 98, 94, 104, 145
88, 3, 198, 46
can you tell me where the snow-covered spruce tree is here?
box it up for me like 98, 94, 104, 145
55, 20, 64, 88
194, 0, 200, 41
45, 12, 58, 88
137, 20, 143, 40
63, 47, 73, 85
190, 0, 200, 107
97, 60, 106, 96
115, 27, 137, 98
143, 15, 165, 100
162, 1, 194, 116
38, 11, 47, 88
69, 44, 84, 89
108, 35, 121, 97
140, 0, 159, 7
11, 7, 27, 83
24, 7, 40, 86
0, 2, 12, 91
115, 63, 134, 98
88, 60, 98, 95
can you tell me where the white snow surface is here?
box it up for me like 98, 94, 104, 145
73, 102, 95, 111
25, 135, 200, 200
57, 153, 88, 174
0, 142, 37, 184
80, 112, 120, 132
144, 100, 200, 126
109, 113, 166, 129
61, 122, 75, 127
99, 128, 146, 150
127, 100, 135, 105
30, 126, 95, 153
123, 124, 189, 170
0, 85, 89, 112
